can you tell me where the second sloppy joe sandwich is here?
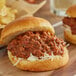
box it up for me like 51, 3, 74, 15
0, 17, 69, 71
63, 5, 76, 44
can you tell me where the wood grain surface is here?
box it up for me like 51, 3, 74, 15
0, 0, 76, 76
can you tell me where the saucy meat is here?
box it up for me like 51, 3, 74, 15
25, 0, 43, 4
7, 31, 65, 59
63, 17, 76, 34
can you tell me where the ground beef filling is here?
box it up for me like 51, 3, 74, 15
63, 17, 76, 34
25, 0, 43, 4
7, 31, 65, 59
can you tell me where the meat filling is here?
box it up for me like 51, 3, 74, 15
63, 17, 76, 34
25, 0, 43, 4
7, 31, 65, 59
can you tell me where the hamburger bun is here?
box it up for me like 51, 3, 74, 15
8, 47, 69, 71
1, 17, 69, 71
0, 17, 55, 46
64, 28, 76, 44
66, 5, 76, 17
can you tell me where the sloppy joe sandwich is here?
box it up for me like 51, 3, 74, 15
1, 17, 69, 71
63, 5, 76, 44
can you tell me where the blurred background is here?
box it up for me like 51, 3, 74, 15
35, 0, 62, 24
33, 0, 76, 24
5, 0, 76, 25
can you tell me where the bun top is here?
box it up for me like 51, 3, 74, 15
66, 5, 76, 17
0, 16, 55, 46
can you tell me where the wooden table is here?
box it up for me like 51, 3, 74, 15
0, 1, 76, 76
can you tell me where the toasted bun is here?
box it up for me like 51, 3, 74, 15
8, 47, 69, 71
64, 29, 76, 44
0, 17, 55, 46
66, 5, 76, 17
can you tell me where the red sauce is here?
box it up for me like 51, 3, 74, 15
7, 31, 65, 59
63, 17, 76, 34
25, 0, 43, 4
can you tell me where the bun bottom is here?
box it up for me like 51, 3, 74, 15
8, 48, 69, 71
64, 30, 76, 44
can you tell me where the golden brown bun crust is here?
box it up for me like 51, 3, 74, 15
0, 17, 55, 46
8, 48, 69, 71
66, 5, 76, 17
64, 30, 76, 44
